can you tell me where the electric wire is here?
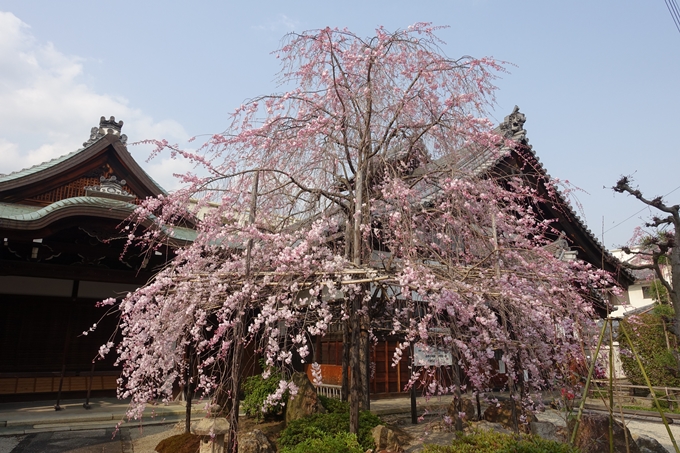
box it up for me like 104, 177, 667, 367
665, 0, 680, 33
667, 0, 680, 30
602, 183, 680, 234
670, 0, 680, 26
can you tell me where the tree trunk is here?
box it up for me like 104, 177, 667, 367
348, 164, 365, 434
226, 320, 244, 453
671, 228, 680, 338
451, 362, 464, 432
184, 346, 194, 434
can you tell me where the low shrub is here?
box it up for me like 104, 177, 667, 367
318, 395, 350, 413
619, 311, 680, 388
279, 409, 382, 451
280, 429, 364, 453
421, 430, 579, 453
241, 365, 287, 420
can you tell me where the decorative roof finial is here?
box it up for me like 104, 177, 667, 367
499, 106, 527, 142
83, 116, 128, 147
99, 116, 124, 136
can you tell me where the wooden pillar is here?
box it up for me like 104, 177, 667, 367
397, 355, 401, 393
335, 341, 339, 365
385, 341, 389, 393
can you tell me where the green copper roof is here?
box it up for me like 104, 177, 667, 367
0, 196, 134, 222
0, 144, 96, 184
0, 202, 42, 217
0, 197, 196, 243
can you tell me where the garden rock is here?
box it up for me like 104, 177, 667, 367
530, 420, 566, 443
447, 397, 478, 422
567, 413, 641, 453
284, 372, 326, 425
371, 424, 411, 453
239, 429, 275, 453
483, 400, 536, 431
473, 420, 511, 434
636, 434, 670, 453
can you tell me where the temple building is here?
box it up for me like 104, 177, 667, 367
0, 110, 634, 401
0, 117, 194, 400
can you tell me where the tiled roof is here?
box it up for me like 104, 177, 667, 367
0, 196, 196, 243
0, 196, 134, 222
0, 202, 42, 217
0, 144, 98, 184
0, 116, 167, 196
425, 106, 634, 284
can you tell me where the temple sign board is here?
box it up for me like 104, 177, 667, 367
413, 344, 453, 367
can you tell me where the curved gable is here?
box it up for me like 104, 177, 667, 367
0, 117, 166, 206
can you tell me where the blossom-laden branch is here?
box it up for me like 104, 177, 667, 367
103, 24, 617, 443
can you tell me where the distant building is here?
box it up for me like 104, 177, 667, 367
609, 247, 670, 318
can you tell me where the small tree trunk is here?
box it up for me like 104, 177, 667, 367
184, 346, 194, 434
673, 296, 680, 339
226, 320, 244, 453
452, 362, 464, 432
508, 371, 519, 435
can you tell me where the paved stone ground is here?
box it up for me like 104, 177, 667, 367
0, 423, 184, 453
382, 408, 680, 453
536, 409, 680, 453
5, 429, 121, 453
0, 436, 23, 453
2, 405, 680, 452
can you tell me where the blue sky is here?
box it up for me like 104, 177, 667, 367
0, 0, 678, 249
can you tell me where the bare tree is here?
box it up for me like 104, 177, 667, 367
613, 176, 680, 336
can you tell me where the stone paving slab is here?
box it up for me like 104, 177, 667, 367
9, 428, 122, 453
0, 398, 205, 438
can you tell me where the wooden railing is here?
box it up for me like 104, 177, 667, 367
588, 380, 680, 408
316, 384, 343, 400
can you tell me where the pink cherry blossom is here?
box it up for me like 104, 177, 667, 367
101, 24, 617, 447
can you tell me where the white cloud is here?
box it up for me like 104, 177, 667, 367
0, 11, 192, 191
252, 14, 300, 32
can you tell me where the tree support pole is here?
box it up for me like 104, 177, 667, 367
411, 344, 417, 425
342, 310, 349, 402
349, 294, 361, 434
570, 320, 608, 445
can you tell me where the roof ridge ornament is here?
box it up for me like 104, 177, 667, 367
499, 106, 527, 142
84, 175, 136, 201
83, 116, 128, 147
